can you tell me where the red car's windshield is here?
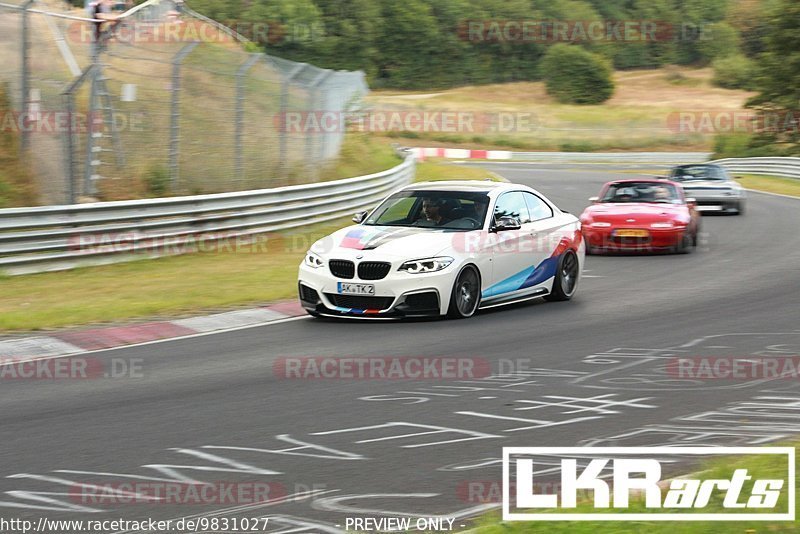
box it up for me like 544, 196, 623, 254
601, 182, 683, 205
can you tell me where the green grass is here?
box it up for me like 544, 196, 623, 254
735, 174, 800, 198
415, 161, 498, 182
471, 445, 797, 533
0, 160, 493, 332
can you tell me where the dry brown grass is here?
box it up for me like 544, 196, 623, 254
369, 67, 754, 151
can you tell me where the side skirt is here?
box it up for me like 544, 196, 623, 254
478, 288, 550, 310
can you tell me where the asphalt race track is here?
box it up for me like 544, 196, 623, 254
2, 163, 799, 532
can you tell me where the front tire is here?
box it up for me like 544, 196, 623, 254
675, 231, 693, 254
544, 250, 580, 302
447, 265, 481, 319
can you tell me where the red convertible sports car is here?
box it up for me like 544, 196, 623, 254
579, 179, 701, 254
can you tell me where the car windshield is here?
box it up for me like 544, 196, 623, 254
364, 190, 490, 230
670, 165, 726, 181
601, 182, 683, 204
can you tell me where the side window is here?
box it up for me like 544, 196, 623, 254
493, 191, 530, 224
523, 192, 553, 221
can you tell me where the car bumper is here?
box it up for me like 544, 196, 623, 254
683, 192, 744, 212
584, 227, 686, 251
298, 263, 456, 318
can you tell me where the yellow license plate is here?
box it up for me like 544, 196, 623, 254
615, 229, 649, 238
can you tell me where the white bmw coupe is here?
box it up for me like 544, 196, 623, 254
298, 180, 585, 319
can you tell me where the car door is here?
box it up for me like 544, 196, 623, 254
482, 191, 551, 303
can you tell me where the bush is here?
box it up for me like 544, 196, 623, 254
712, 132, 791, 158
712, 54, 756, 90
144, 166, 170, 196
540, 44, 614, 105
696, 22, 741, 64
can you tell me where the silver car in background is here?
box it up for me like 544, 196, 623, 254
667, 164, 746, 215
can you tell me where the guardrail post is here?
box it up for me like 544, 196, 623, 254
20, 0, 34, 156
234, 53, 262, 189
169, 42, 199, 191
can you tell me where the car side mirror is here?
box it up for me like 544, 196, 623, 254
492, 216, 522, 232
352, 210, 368, 223
589, 196, 600, 204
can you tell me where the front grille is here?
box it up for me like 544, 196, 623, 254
613, 236, 651, 244
328, 259, 354, 279
357, 261, 391, 280
298, 283, 319, 303
324, 293, 394, 310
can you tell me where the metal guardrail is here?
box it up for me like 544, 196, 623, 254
0, 154, 415, 275
708, 157, 800, 179
510, 152, 711, 163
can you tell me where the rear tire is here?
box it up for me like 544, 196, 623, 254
447, 265, 481, 319
544, 250, 580, 302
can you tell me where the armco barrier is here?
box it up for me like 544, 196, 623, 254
708, 157, 800, 179
0, 155, 415, 275
410, 148, 711, 163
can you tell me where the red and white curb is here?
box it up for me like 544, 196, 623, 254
0, 301, 306, 359
410, 147, 512, 161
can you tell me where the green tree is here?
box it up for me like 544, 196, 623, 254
540, 43, 614, 104
746, 0, 800, 153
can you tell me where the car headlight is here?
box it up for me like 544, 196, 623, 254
398, 256, 454, 274
304, 252, 325, 269
590, 222, 611, 228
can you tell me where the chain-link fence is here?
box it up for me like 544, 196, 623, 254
0, 0, 369, 204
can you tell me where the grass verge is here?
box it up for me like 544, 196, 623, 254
0, 161, 495, 332
735, 174, 800, 198
471, 443, 797, 533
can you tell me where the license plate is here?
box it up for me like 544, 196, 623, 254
696, 205, 723, 211
615, 229, 649, 238
337, 282, 375, 295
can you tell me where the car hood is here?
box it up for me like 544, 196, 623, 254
581, 203, 688, 223
310, 225, 462, 259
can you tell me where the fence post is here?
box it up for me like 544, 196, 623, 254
275, 61, 306, 179
306, 70, 332, 177
83, 68, 99, 197
61, 65, 96, 204
62, 92, 76, 204
168, 42, 199, 191
234, 53, 262, 188
20, 0, 35, 155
